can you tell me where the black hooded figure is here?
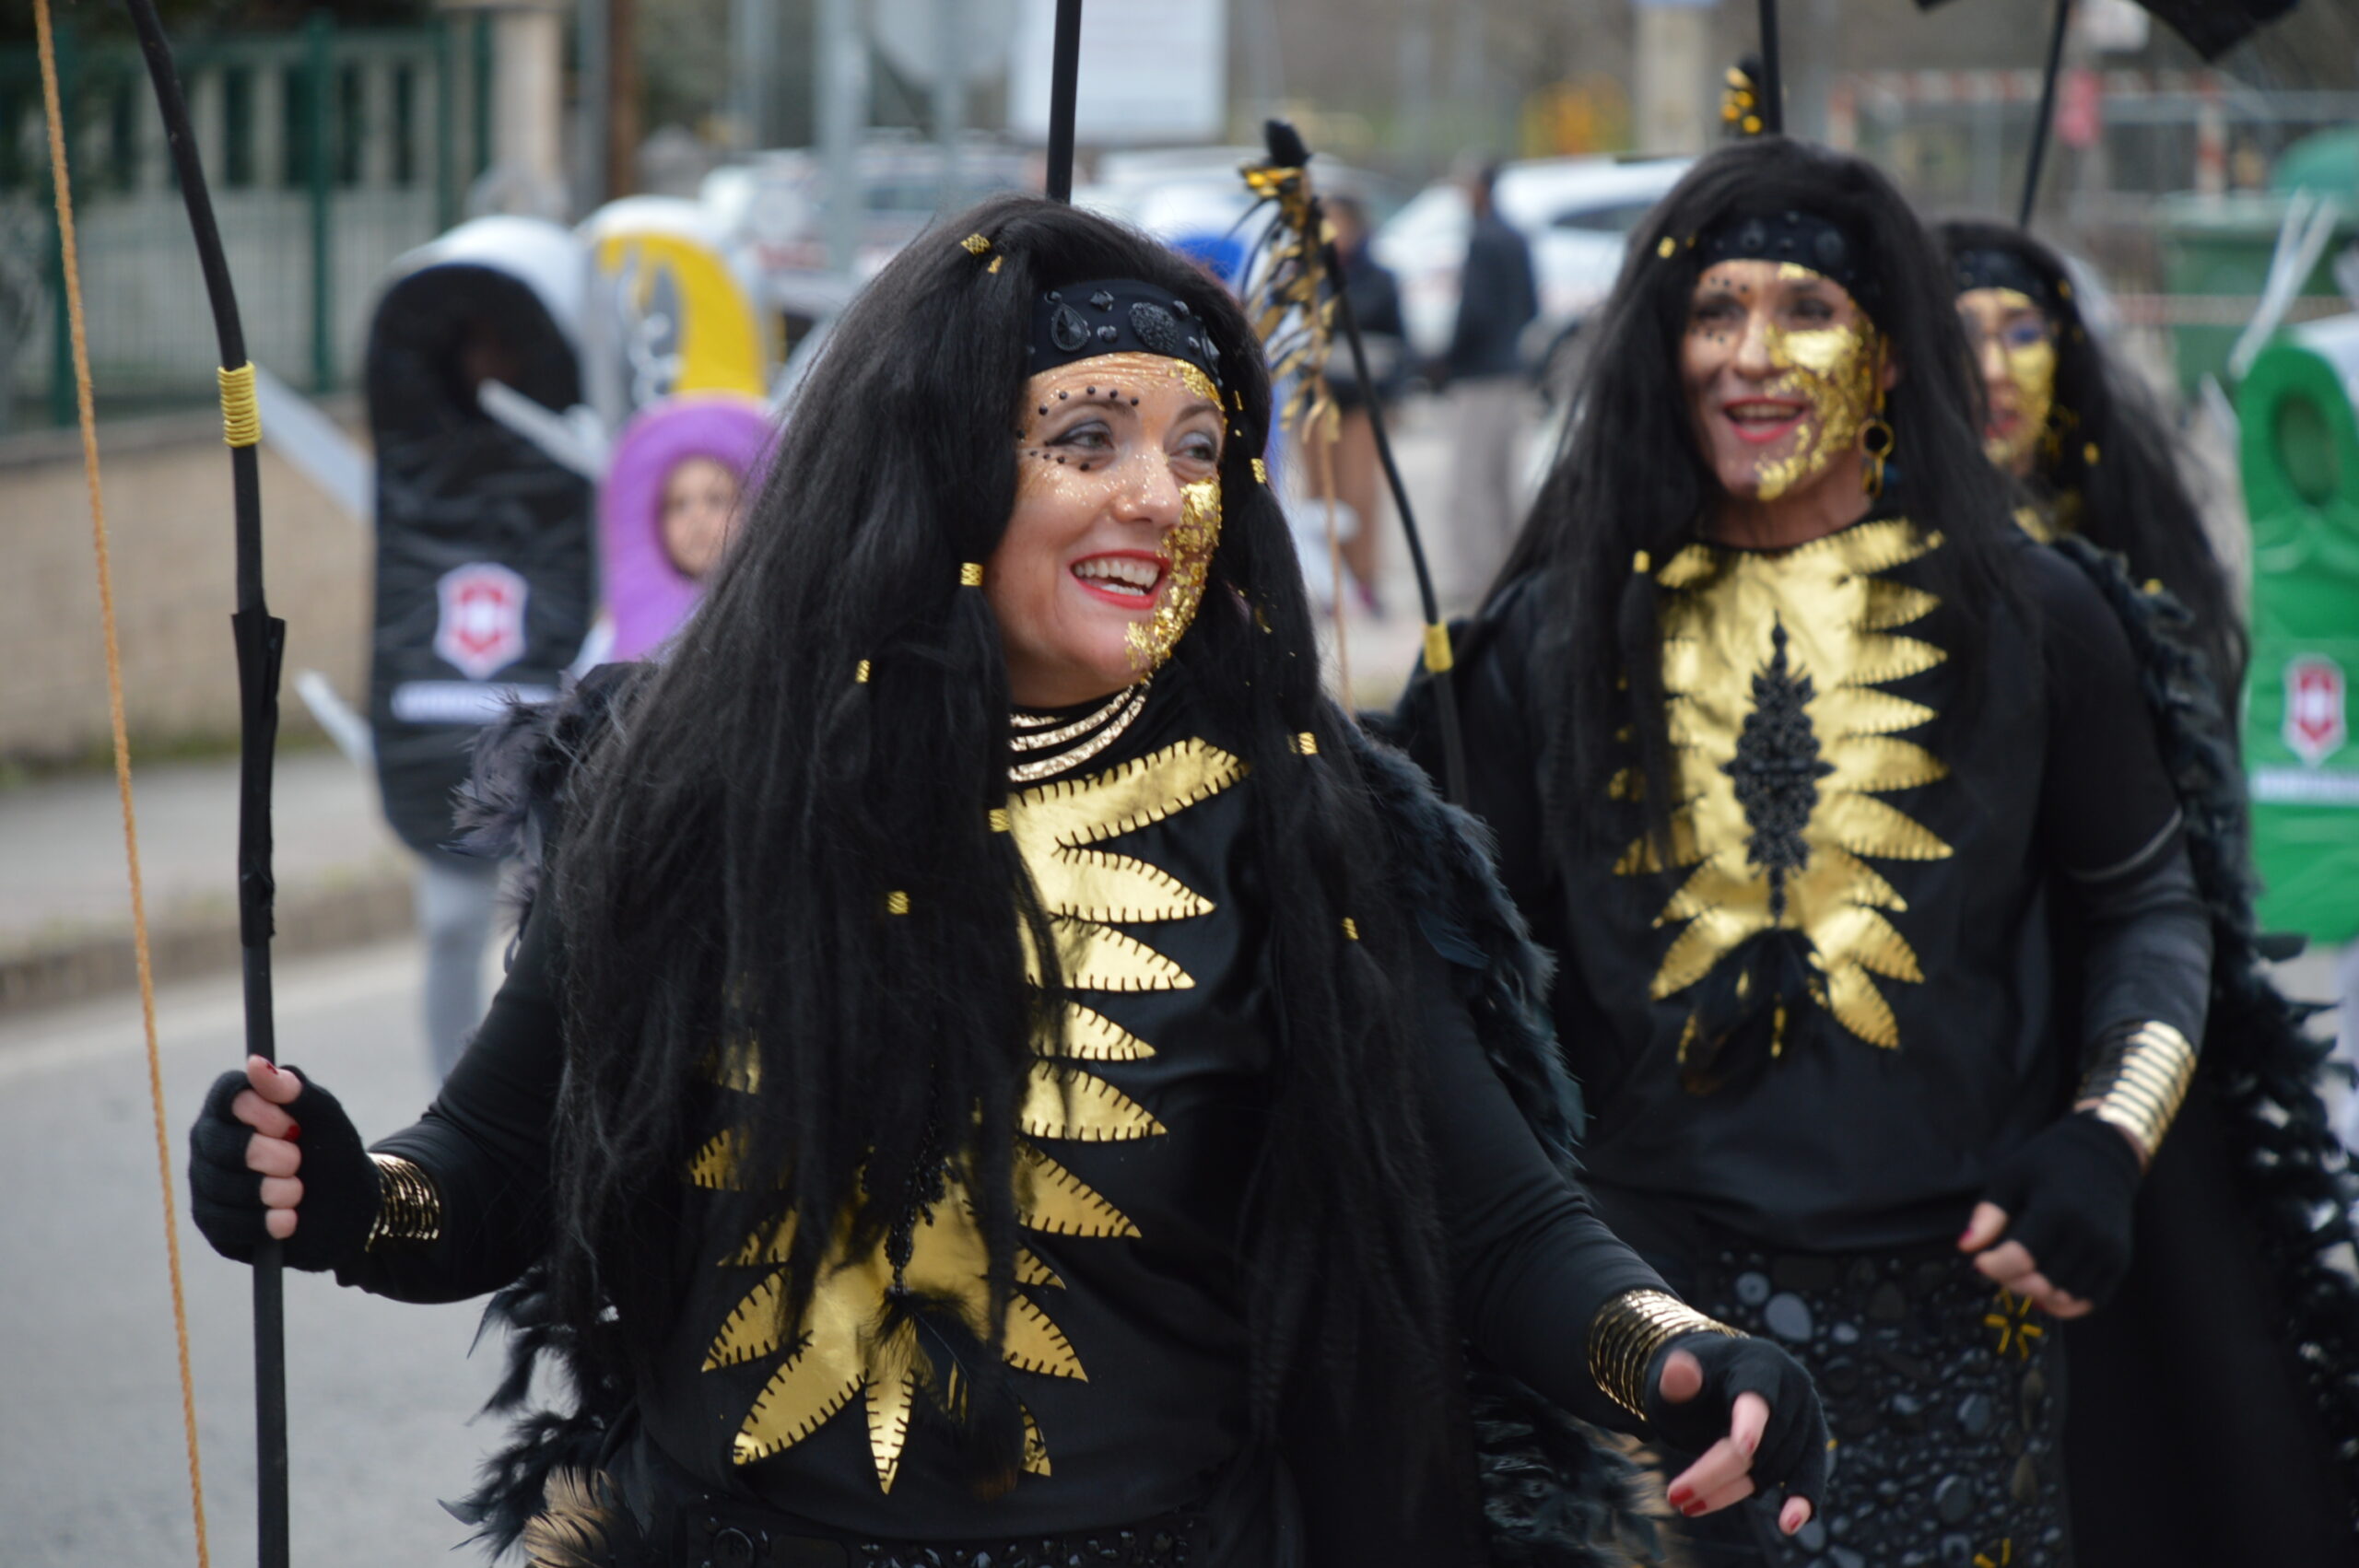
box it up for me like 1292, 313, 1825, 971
186, 194, 1835, 1568
1396, 140, 2224, 1567
1941, 218, 2246, 694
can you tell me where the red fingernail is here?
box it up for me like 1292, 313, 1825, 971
1681, 1502, 1706, 1518
1666, 1487, 1692, 1507
284, 1121, 301, 1141
1743, 1433, 1758, 1456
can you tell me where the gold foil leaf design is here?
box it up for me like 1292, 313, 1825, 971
1618, 519, 1954, 1053
703, 736, 1243, 1486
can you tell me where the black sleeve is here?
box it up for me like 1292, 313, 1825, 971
334, 907, 567, 1302
2030, 552, 2212, 1051
1414, 939, 1665, 1430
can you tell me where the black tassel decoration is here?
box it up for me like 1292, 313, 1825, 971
1677, 927, 1824, 1095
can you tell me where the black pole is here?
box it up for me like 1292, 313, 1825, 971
121, 5, 288, 1567
1044, 0, 1083, 201
2019, 0, 2073, 228
1755, 0, 1783, 135
1328, 271, 1468, 803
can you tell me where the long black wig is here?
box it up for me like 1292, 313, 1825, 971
1940, 217, 2248, 693
539, 193, 1460, 1490
1493, 138, 2025, 853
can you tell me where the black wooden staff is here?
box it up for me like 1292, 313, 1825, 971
120, 4, 289, 1564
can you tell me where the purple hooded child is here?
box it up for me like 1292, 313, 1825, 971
599, 392, 773, 661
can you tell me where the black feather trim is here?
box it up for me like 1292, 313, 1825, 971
2054, 536, 2359, 1512
449, 662, 649, 928
442, 1268, 632, 1557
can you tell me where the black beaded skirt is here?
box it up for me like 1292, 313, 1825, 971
1673, 1243, 2073, 1568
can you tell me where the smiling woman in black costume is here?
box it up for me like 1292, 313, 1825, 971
1942, 218, 2245, 693
1397, 140, 2216, 1567
183, 194, 1826, 1568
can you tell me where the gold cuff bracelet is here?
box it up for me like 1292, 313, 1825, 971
366, 1153, 444, 1249
2078, 1020, 2197, 1164
1586, 1287, 1743, 1420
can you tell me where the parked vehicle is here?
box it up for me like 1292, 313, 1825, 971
1372, 155, 1693, 377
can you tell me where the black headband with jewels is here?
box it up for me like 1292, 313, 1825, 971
1694, 208, 1879, 317
1952, 246, 2062, 316
1029, 279, 1225, 390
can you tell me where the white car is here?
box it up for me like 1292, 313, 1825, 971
1372, 155, 1694, 373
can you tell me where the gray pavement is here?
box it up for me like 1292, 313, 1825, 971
0, 748, 404, 950
0, 942, 499, 1568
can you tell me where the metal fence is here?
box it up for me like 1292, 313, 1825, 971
0, 17, 495, 431
1829, 68, 2359, 288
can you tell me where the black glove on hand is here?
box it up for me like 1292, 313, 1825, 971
187, 1066, 380, 1271
1976, 1111, 2142, 1305
1644, 1332, 1829, 1510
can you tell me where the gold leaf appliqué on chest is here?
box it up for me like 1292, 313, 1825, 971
695, 737, 1246, 1490
1619, 520, 1953, 1071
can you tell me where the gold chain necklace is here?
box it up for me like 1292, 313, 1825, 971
1008, 677, 1152, 784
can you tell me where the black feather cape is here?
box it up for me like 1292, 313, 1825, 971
2049, 536, 2359, 1562
444, 669, 1670, 1568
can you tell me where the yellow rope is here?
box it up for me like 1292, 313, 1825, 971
34, 6, 212, 1565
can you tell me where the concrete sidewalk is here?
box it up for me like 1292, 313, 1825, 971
0, 747, 414, 1015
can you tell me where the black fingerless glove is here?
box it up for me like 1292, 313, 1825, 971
186, 1066, 381, 1271
1644, 1332, 1830, 1510
1977, 1111, 2142, 1305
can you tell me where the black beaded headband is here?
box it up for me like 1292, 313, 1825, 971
1029, 278, 1225, 391
1952, 246, 2063, 316
1694, 208, 1880, 317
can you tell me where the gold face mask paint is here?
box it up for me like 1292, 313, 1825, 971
1125, 473, 1220, 673
1957, 287, 2056, 476
1753, 316, 1884, 502
1686, 261, 1885, 504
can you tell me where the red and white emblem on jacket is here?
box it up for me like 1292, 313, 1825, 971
2284, 654, 2347, 767
434, 562, 531, 681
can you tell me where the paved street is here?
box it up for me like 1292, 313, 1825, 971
0, 942, 499, 1568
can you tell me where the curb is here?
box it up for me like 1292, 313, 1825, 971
0, 873, 415, 1018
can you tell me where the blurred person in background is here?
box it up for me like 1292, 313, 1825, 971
1305, 193, 1405, 614
1943, 219, 2353, 1568
1399, 138, 2226, 1566
1438, 159, 1539, 604
1942, 220, 2245, 694
364, 270, 596, 1082
589, 392, 772, 665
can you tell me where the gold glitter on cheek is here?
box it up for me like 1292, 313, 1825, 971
1124, 475, 1221, 673
1752, 321, 1879, 501
1994, 336, 2056, 474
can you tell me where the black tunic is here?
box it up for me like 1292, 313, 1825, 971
1398, 521, 2212, 1256
337, 678, 1664, 1557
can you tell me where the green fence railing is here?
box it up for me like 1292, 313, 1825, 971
0, 13, 496, 430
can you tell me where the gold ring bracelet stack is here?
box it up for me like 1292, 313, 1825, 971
2077, 1020, 2197, 1164
1009, 676, 1151, 784
366, 1153, 444, 1250
1587, 1288, 1745, 1420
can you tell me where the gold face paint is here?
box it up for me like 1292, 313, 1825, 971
1752, 315, 1884, 501
1957, 287, 2055, 476
1124, 472, 1220, 673
1684, 261, 1884, 505
1003, 353, 1226, 696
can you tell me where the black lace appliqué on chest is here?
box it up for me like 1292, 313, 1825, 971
1722, 620, 1836, 922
